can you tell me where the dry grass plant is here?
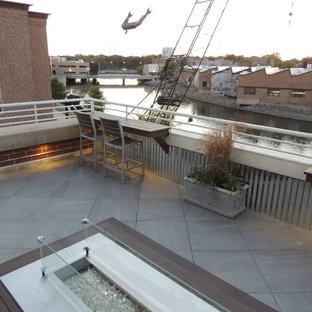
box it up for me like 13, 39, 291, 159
199, 125, 236, 187
189, 124, 246, 190
200, 125, 234, 186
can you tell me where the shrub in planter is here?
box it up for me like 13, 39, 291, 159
184, 125, 248, 218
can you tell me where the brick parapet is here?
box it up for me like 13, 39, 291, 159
0, 138, 92, 168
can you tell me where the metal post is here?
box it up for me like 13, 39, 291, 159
34, 103, 38, 124
81, 218, 90, 256
37, 235, 46, 276
169, 112, 174, 128
90, 99, 94, 113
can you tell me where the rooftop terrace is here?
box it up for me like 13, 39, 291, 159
0, 156, 312, 312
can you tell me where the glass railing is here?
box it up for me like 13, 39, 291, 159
37, 219, 232, 312
37, 222, 123, 312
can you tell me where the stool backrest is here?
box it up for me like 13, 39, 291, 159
100, 117, 123, 136
75, 111, 96, 135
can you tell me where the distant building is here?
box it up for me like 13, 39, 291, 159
194, 66, 241, 92
211, 67, 251, 95
193, 67, 218, 91
0, 0, 51, 104
202, 57, 236, 67
237, 68, 312, 107
194, 66, 272, 94
143, 64, 160, 76
51, 57, 90, 76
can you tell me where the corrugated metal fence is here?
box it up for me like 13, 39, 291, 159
141, 140, 312, 230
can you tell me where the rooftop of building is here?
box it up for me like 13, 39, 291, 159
0, 0, 49, 18
1, 156, 312, 311
0, 0, 30, 9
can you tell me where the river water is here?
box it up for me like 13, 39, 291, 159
72, 79, 312, 133
70, 79, 312, 156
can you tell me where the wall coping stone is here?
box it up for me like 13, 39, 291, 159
1, 121, 311, 181
0, 119, 79, 152
168, 129, 312, 181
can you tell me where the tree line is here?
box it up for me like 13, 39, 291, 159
217, 53, 304, 68
64, 54, 158, 70
60, 53, 311, 70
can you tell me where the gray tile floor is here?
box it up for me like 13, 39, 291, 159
1, 157, 312, 312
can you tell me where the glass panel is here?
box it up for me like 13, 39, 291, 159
38, 221, 90, 274
45, 243, 123, 312
39, 242, 64, 275
38, 219, 232, 312
88, 221, 232, 312
40, 221, 88, 246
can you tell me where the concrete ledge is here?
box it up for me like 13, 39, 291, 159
167, 129, 312, 181
0, 119, 79, 152
232, 143, 312, 181
1, 121, 312, 181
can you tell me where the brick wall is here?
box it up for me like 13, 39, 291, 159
0, 138, 92, 168
196, 68, 216, 91
28, 12, 52, 101
0, 2, 51, 104
237, 69, 312, 106
0, 3, 34, 103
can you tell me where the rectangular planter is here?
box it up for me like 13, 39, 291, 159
184, 176, 249, 218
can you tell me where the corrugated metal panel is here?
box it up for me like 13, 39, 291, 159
143, 140, 312, 230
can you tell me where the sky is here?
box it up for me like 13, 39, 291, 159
20, 0, 312, 60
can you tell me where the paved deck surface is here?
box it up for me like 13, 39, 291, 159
0, 157, 312, 312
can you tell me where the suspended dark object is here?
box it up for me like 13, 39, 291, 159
121, 9, 151, 33
156, 95, 182, 106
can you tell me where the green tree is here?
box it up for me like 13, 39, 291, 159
160, 60, 180, 81
238, 58, 252, 66
51, 77, 66, 99
88, 85, 104, 99
276, 59, 299, 69
136, 65, 144, 74
302, 57, 312, 68
61, 54, 157, 70
87, 86, 105, 112
262, 53, 282, 66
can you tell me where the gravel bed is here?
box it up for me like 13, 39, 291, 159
63, 266, 147, 312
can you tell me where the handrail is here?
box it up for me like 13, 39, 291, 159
93, 99, 312, 139
1, 98, 312, 158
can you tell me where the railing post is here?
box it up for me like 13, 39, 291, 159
34, 103, 38, 124
169, 111, 174, 128
81, 218, 90, 256
90, 99, 94, 113
37, 235, 46, 276
126, 105, 128, 120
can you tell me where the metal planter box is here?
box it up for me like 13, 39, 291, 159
184, 177, 249, 218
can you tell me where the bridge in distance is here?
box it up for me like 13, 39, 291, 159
66, 73, 154, 81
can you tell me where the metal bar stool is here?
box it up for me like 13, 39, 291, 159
99, 116, 144, 183
75, 111, 104, 169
